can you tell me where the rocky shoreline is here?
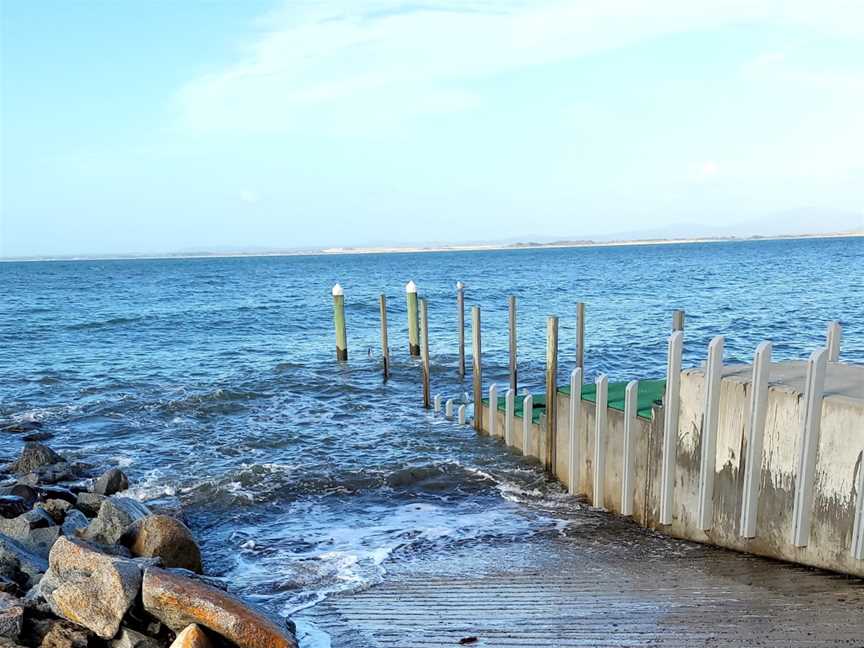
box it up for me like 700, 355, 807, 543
0, 442, 299, 648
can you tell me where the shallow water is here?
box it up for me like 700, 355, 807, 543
2, 237, 862, 643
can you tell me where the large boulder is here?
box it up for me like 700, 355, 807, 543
9, 444, 63, 475
121, 516, 202, 573
60, 511, 89, 538
17, 463, 89, 487
36, 487, 78, 506
168, 625, 212, 648
0, 536, 48, 589
80, 498, 150, 545
0, 593, 23, 640
37, 500, 72, 524
22, 617, 90, 648
93, 470, 129, 497
74, 493, 106, 518
142, 567, 297, 648
41, 537, 142, 640
0, 510, 60, 558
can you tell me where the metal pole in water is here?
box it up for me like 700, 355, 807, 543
420, 298, 431, 409
379, 294, 390, 380
545, 315, 559, 471
673, 309, 685, 332
472, 305, 483, 433
576, 302, 585, 372
457, 282, 466, 378
406, 281, 420, 357
568, 368, 583, 495
332, 283, 348, 361
508, 296, 517, 393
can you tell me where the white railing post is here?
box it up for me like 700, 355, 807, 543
792, 347, 828, 547
433, 394, 442, 414
660, 331, 684, 525
522, 394, 533, 457
488, 384, 498, 437
593, 374, 608, 509
505, 388, 515, 447
457, 404, 466, 425
568, 368, 583, 495
697, 336, 725, 531
853, 456, 864, 561
445, 398, 454, 419
739, 341, 772, 538
827, 321, 841, 362
621, 380, 638, 516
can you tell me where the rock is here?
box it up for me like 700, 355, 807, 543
142, 567, 297, 648
0, 536, 48, 588
168, 625, 212, 648
93, 470, 129, 497
74, 493, 106, 518
42, 537, 142, 640
36, 500, 72, 524
0, 593, 23, 640
36, 487, 77, 506
81, 498, 150, 546
121, 516, 202, 573
23, 617, 90, 648
0, 578, 16, 596
111, 627, 161, 648
0, 511, 60, 558
10, 444, 63, 475
0, 422, 41, 435
21, 432, 54, 443
60, 511, 88, 538
17, 463, 89, 487
8, 487, 36, 510
0, 501, 27, 521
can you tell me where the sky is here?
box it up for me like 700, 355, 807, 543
1, 0, 863, 257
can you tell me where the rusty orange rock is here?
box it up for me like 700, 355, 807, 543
141, 568, 297, 648
168, 625, 212, 648
121, 516, 202, 573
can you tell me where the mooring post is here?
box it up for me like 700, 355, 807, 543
522, 394, 533, 456
673, 309, 685, 332
457, 282, 466, 378
576, 302, 585, 372
332, 283, 348, 361
792, 347, 828, 547
445, 398, 454, 419
457, 404, 466, 425
472, 305, 483, 433
660, 330, 684, 525
488, 384, 498, 437
853, 456, 864, 561
740, 341, 772, 538
619, 382, 638, 517
505, 388, 515, 447
545, 316, 559, 471
420, 298, 431, 409
406, 281, 420, 357
697, 336, 725, 531
593, 374, 608, 509
508, 296, 517, 393
433, 394, 442, 414
568, 368, 583, 495
379, 294, 390, 380
827, 321, 842, 362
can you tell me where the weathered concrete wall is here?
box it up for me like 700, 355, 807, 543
478, 362, 864, 577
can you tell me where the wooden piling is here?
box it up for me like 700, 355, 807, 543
576, 302, 585, 371
673, 309, 685, 332
406, 281, 420, 357
545, 315, 559, 471
332, 284, 348, 361
457, 282, 466, 378
508, 296, 517, 393
471, 306, 482, 433
379, 294, 390, 380
420, 298, 431, 409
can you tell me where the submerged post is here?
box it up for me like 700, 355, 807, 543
508, 296, 517, 393
379, 294, 390, 380
472, 305, 482, 433
621, 380, 638, 516
420, 298, 431, 409
827, 321, 842, 362
576, 302, 585, 371
545, 316, 559, 471
456, 282, 466, 378
406, 281, 420, 357
660, 331, 684, 525
697, 336, 725, 531
568, 368, 583, 495
522, 393, 533, 457
792, 347, 829, 547
740, 341, 772, 538
673, 309, 685, 332
593, 374, 608, 509
332, 284, 348, 361
505, 388, 515, 447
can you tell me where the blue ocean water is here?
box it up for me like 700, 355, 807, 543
1, 237, 862, 640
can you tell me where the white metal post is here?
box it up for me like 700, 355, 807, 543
433, 394, 442, 414
739, 341, 772, 538
697, 336, 725, 531
593, 374, 608, 509
505, 388, 515, 447
445, 398, 454, 419
621, 380, 638, 516
568, 368, 583, 495
522, 394, 533, 457
660, 331, 684, 525
827, 321, 841, 362
457, 404, 466, 425
488, 384, 498, 437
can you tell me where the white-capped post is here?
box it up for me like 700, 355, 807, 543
621, 380, 638, 516
593, 374, 608, 509
792, 347, 829, 547
739, 341, 772, 538
457, 404, 466, 425
332, 284, 348, 361
433, 394, 442, 414
445, 399, 454, 419
488, 384, 498, 437
568, 368, 583, 495
697, 336, 725, 531
660, 331, 684, 525
827, 321, 841, 362
406, 281, 420, 357
522, 394, 533, 457
505, 388, 515, 447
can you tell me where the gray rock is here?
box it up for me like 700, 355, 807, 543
81, 497, 150, 545
7, 486, 36, 509
111, 627, 161, 648
61, 510, 89, 538
36, 499, 72, 524
0, 510, 60, 558
36, 486, 77, 506
0, 500, 27, 521
23, 616, 90, 648
43, 537, 142, 640
74, 493, 106, 517
93, 469, 129, 497
0, 593, 23, 640
18, 463, 89, 487
10, 444, 63, 475
0, 535, 48, 588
